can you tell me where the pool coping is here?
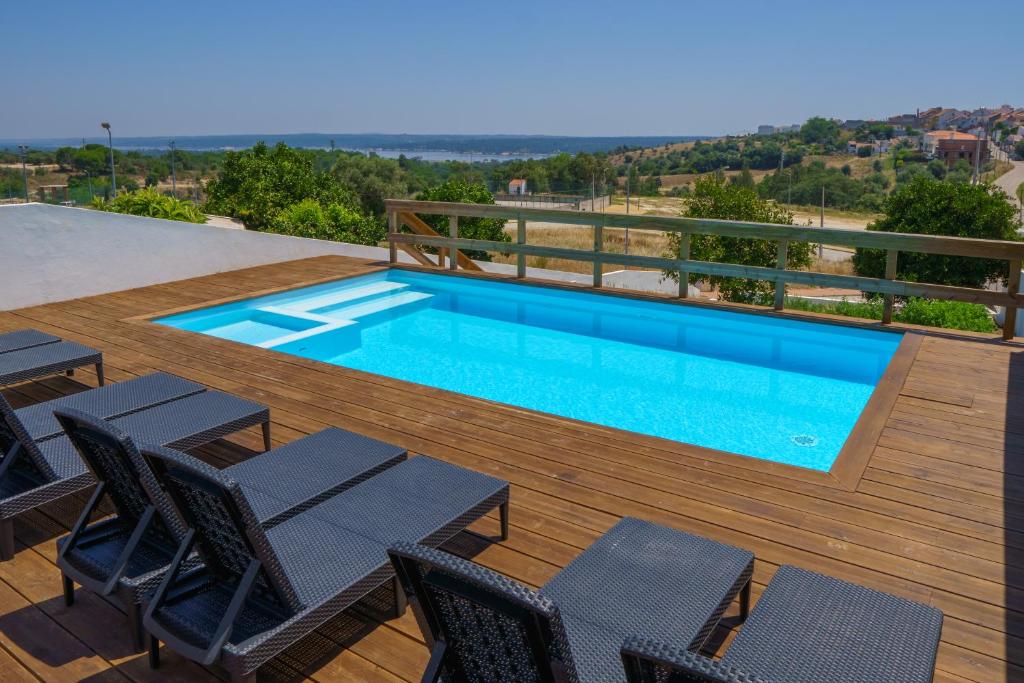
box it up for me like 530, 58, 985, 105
132, 261, 922, 491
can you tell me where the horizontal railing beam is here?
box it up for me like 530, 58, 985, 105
384, 199, 1024, 261
390, 232, 1018, 307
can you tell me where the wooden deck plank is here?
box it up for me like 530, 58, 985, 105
1, 254, 1022, 682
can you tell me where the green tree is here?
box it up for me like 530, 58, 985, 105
271, 199, 385, 246
204, 142, 353, 229
730, 165, 756, 188
331, 153, 410, 216
415, 180, 510, 261
800, 117, 841, 147
852, 176, 1020, 289
1016, 141, 1024, 159
664, 177, 811, 304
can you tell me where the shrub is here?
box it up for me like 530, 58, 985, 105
853, 176, 1021, 290
268, 199, 385, 246
90, 188, 206, 223
785, 297, 996, 332
665, 177, 811, 304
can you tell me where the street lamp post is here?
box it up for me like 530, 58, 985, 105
17, 144, 29, 202
169, 140, 177, 195
101, 122, 116, 198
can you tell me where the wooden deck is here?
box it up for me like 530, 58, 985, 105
0, 254, 1021, 682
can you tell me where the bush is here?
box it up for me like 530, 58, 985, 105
853, 176, 1021, 290
785, 297, 996, 332
665, 177, 810, 304
90, 188, 206, 223
269, 199, 385, 246
415, 180, 509, 261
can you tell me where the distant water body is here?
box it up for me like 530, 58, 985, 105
1, 132, 706, 161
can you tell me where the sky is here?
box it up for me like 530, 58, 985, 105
2, 0, 1022, 139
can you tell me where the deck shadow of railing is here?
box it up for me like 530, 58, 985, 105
1007, 351, 1024, 677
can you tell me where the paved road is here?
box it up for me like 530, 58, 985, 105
994, 159, 1024, 215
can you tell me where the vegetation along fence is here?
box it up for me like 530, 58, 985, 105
385, 199, 1024, 340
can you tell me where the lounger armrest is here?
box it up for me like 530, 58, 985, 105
621, 637, 774, 683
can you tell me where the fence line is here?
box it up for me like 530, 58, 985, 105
385, 199, 1024, 339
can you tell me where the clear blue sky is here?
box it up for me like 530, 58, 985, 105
3, 0, 1021, 139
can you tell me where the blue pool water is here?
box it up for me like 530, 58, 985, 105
157, 271, 902, 470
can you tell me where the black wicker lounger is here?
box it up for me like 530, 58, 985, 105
0, 375, 269, 561
621, 564, 943, 683
388, 516, 754, 683
54, 410, 408, 652
141, 449, 509, 683
0, 329, 104, 387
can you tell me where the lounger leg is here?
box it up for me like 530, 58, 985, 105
62, 573, 75, 606
499, 501, 509, 541
261, 422, 272, 452
148, 636, 160, 669
393, 575, 408, 618
128, 602, 145, 653
66, 368, 75, 377
0, 519, 14, 561
95, 362, 105, 386
739, 580, 751, 621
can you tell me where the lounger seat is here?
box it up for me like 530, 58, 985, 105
15, 372, 205, 442
388, 517, 754, 683
0, 329, 104, 386
54, 411, 407, 651
0, 377, 271, 562
0, 329, 61, 353
142, 449, 510, 682
621, 565, 943, 683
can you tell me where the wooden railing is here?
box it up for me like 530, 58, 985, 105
385, 199, 1024, 339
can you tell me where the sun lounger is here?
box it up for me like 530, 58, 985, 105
141, 448, 509, 682
0, 375, 269, 561
388, 516, 754, 682
54, 409, 407, 651
0, 329, 104, 386
621, 565, 943, 683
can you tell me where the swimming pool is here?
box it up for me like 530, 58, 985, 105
156, 270, 902, 470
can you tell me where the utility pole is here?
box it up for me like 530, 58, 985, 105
101, 122, 116, 197
625, 163, 631, 215
819, 186, 825, 258
973, 128, 984, 184
86, 169, 93, 199
169, 140, 177, 195
17, 145, 29, 202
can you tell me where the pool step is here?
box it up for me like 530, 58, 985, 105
322, 290, 434, 321
282, 280, 410, 314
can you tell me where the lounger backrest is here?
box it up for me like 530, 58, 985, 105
0, 393, 56, 482
53, 408, 186, 543
620, 637, 770, 683
142, 445, 302, 613
388, 542, 580, 683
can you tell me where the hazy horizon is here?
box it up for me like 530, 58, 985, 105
2, 0, 1020, 139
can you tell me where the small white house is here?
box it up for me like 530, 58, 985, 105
508, 179, 527, 195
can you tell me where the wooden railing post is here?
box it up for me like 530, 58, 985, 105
593, 222, 603, 288
882, 249, 898, 324
1004, 258, 1021, 340
449, 216, 458, 271
773, 239, 788, 311
516, 218, 526, 278
387, 210, 398, 264
678, 232, 690, 298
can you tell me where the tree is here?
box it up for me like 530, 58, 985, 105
331, 153, 410, 216
1016, 182, 1024, 223
415, 180, 510, 261
204, 142, 353, 229
271, 199, 385, 246
1016, 141, 1024, 160
800, 117, 841, 147
852, 176, 1021, 289
730, 165, 756, 188
664, 177, 811, 304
